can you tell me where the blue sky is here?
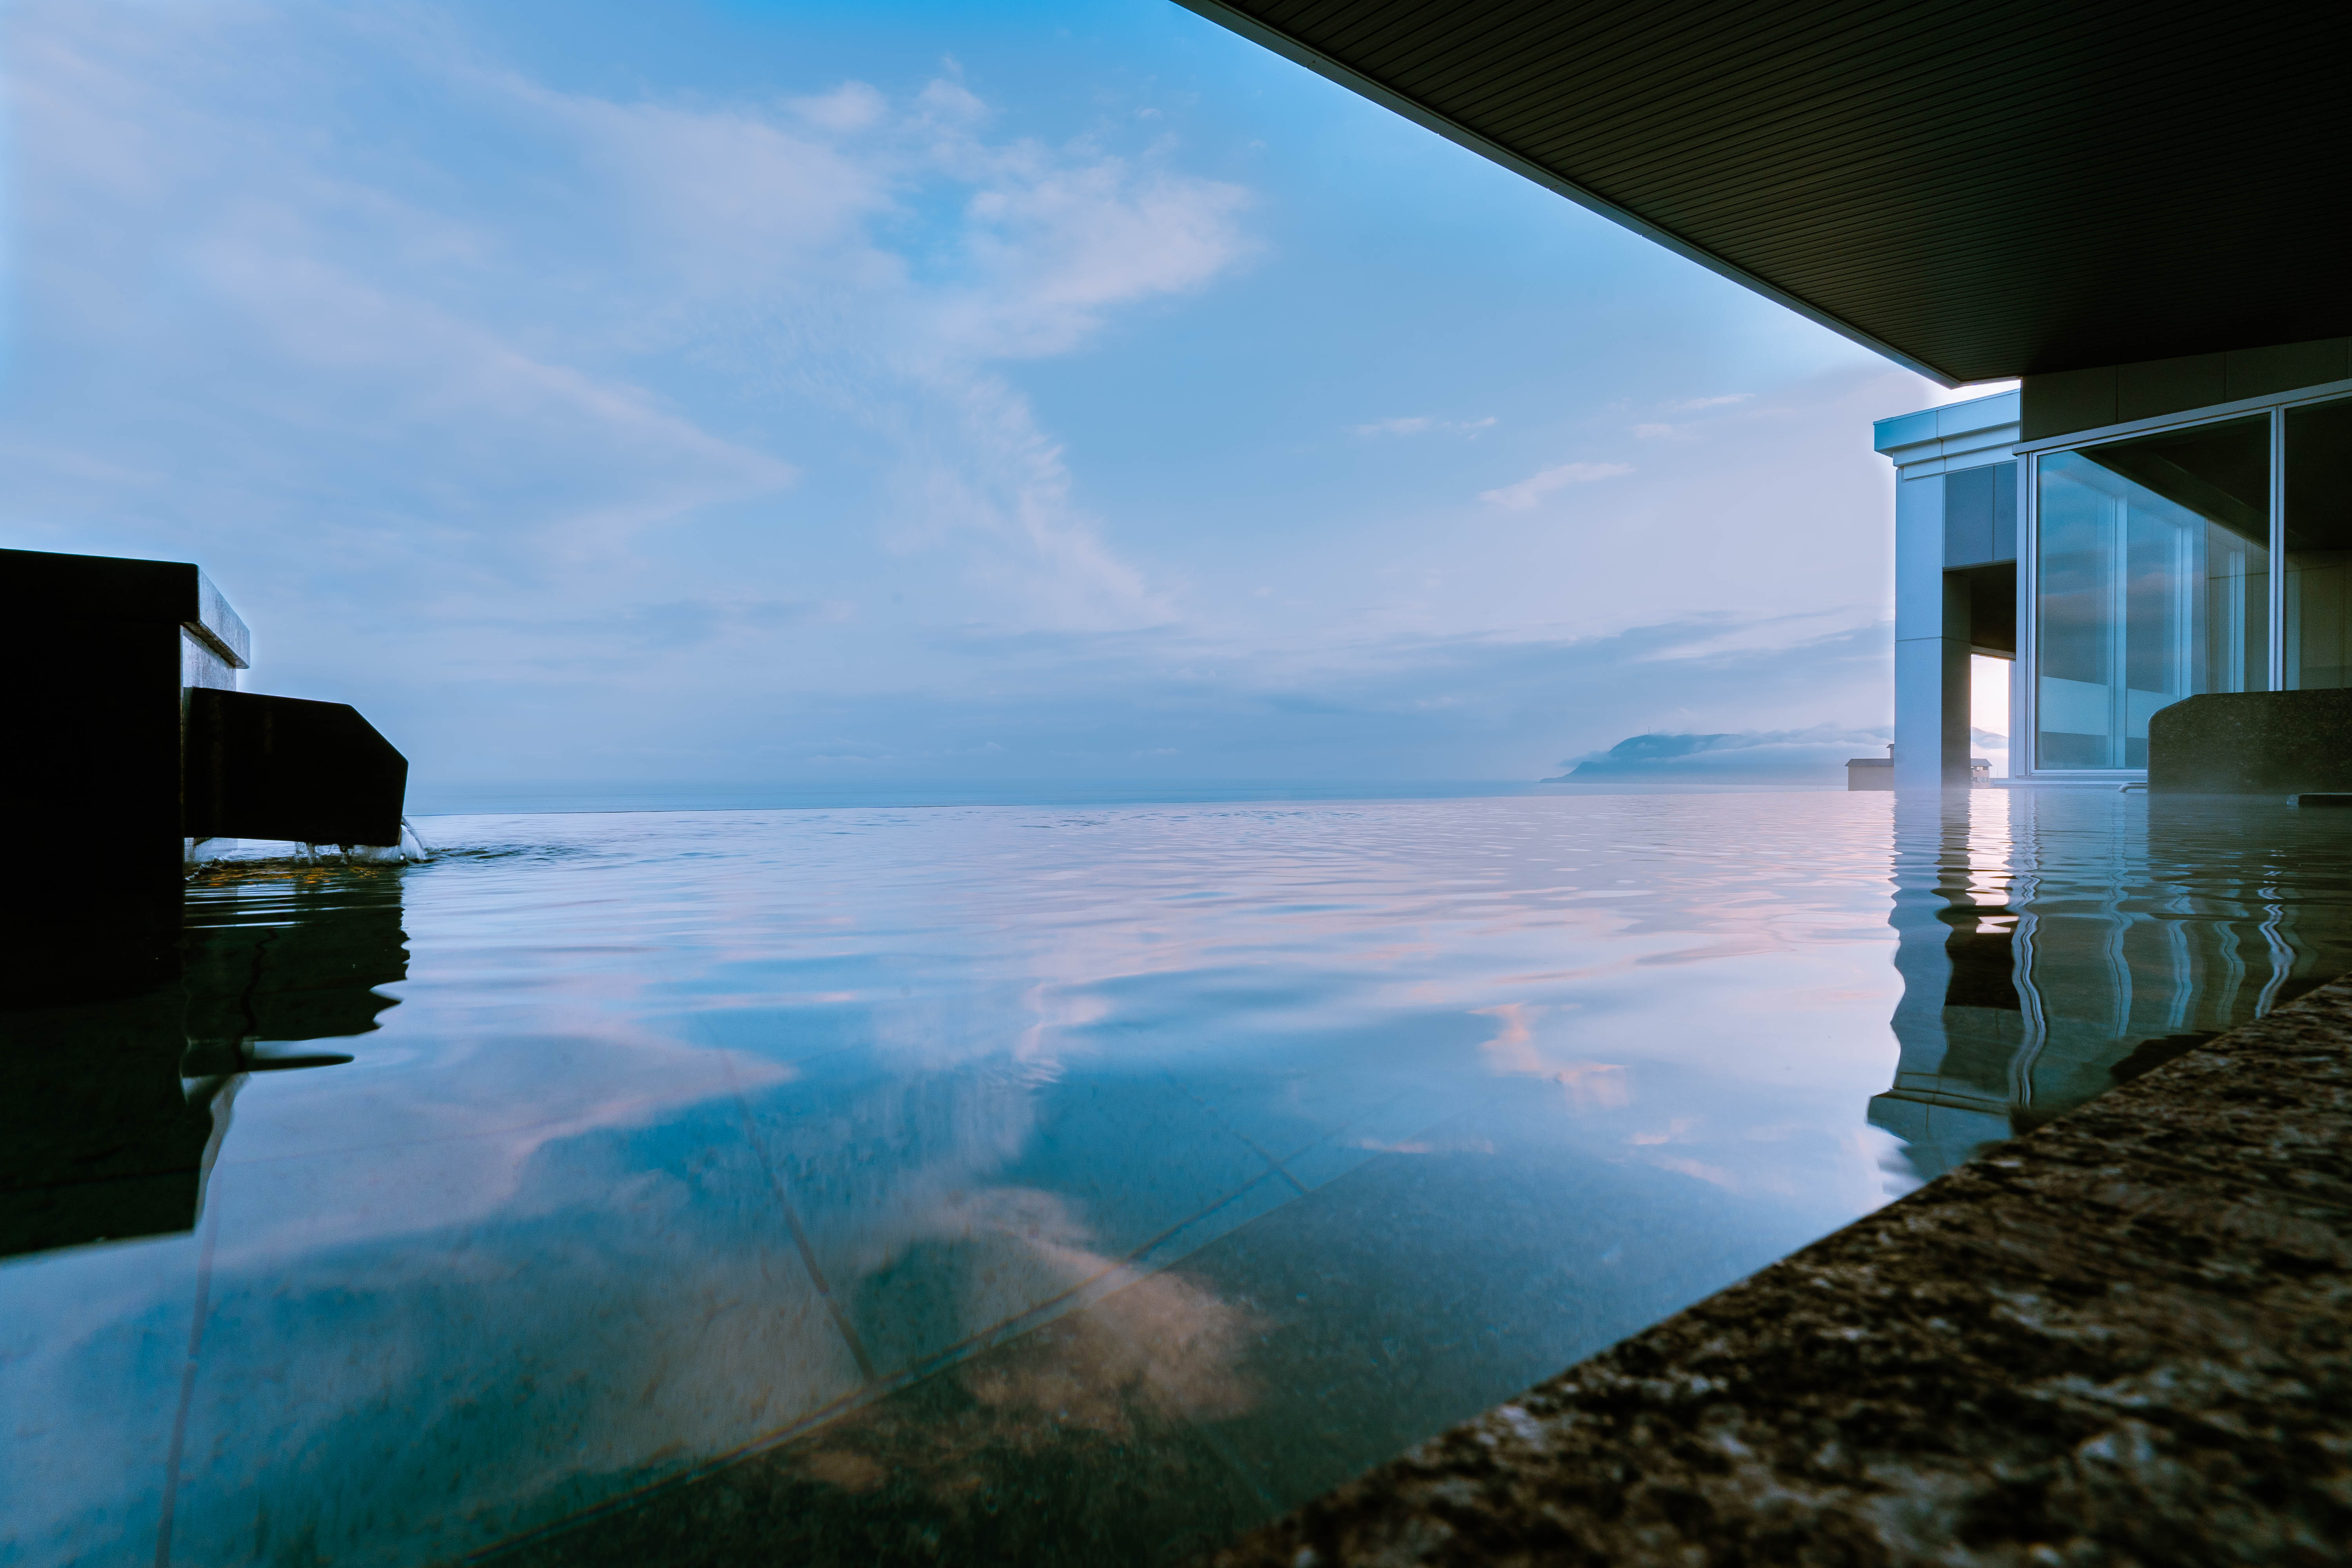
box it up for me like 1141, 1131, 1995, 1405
1, 0, 2002, 795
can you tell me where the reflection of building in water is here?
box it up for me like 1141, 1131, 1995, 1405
1869, 793, 2352, 1179
0, 874, 408, 1261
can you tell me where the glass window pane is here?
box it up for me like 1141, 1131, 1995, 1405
2286, 396, 2352, 689
2035, 416, 2270, 771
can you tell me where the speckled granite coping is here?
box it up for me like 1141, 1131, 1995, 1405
1207, 978, 2352, 1567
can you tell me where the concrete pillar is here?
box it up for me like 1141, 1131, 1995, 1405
1893, 474, 1975, 789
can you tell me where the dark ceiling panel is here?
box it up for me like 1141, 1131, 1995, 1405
1176, 0, 2352, 385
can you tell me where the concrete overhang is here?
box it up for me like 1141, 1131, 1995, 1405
1175, 0, 2352, 387
1873, 390, 2018, 477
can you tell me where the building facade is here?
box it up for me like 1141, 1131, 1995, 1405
1879, 338, 2352, 786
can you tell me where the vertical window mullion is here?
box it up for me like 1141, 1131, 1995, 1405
2272, 405, 2288, 691
2022, 452, 2039, 775
2119, 491, 2130, 766
2179, 511, 2196, 699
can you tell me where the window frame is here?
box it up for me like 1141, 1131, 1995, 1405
2013, 375, 2352, 779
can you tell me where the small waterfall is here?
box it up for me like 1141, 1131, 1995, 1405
294, 819, 434, 865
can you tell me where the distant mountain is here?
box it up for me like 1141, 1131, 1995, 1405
1544, 726, 1889, 782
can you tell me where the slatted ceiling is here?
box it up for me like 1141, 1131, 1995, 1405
1178, 0, 2352, 385
1304, 6, 2294, 286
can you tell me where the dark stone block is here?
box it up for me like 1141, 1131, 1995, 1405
5, 548, 252, 913
13, 619, 199, 907
183, 689, 408, 847
2147, 690, 2352, 794
4, 545, 406, 862
1, 545, 250, 666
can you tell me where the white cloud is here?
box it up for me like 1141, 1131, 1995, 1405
1642, 607, 1883, 661
788, 80, 889, 133
1631, 423, 1679, 439
0, 3, 1260, 658
1668, 393, 1752, 411
1478, 461, 1635, 510
942, 159, 1254, 361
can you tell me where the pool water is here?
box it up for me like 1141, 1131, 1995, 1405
6, 788, 2350, 1566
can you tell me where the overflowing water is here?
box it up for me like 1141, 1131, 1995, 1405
6, 788, 2351, 1566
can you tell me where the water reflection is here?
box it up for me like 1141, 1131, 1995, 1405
1873, 789, 2352, 1177
1, 870, 407, 1261
9, 795, 2352, 1568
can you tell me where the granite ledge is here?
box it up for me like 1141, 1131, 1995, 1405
1205, 979, 2352, 1568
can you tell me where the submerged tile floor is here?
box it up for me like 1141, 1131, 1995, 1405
1210, 975, 2352, 1567
6, 790, 2352, 1565
494, 1095, 1782, 1566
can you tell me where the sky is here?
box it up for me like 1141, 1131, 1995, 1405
0, 0, 2008, 799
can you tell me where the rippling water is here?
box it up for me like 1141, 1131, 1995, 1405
7, 789, 2351, 1565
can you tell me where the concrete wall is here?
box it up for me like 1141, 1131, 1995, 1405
2022, 337, 2352, 442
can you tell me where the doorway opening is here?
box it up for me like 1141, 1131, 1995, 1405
1972, 652, 2013, 781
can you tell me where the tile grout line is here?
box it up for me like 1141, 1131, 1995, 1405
152, 1193, 222, 1568
887, 1166, 1298, 1387
718, 1049, 879, 1385
463, 1384, 884, 1563
1161, 1072, 1311, 1195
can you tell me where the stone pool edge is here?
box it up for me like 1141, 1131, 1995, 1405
1204, 977, 2352, 1566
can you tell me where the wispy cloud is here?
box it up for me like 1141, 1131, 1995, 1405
1633, 393, 1756, 440
423, 612, 1891, 790
1478, 461, 1634, 510
0, 1, 1257, 650
1353, 415, 1496, 437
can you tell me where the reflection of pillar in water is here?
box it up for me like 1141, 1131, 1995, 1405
0, 875, 408, 1261
2018, 797, 2332, 1117
1869, 792, 2032, 1180
1870, 791, 2352, 1181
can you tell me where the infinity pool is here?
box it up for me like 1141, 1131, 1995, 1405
7, 789, 2350, 1566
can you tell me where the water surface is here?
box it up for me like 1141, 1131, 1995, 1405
6, 788, 2349, 1565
